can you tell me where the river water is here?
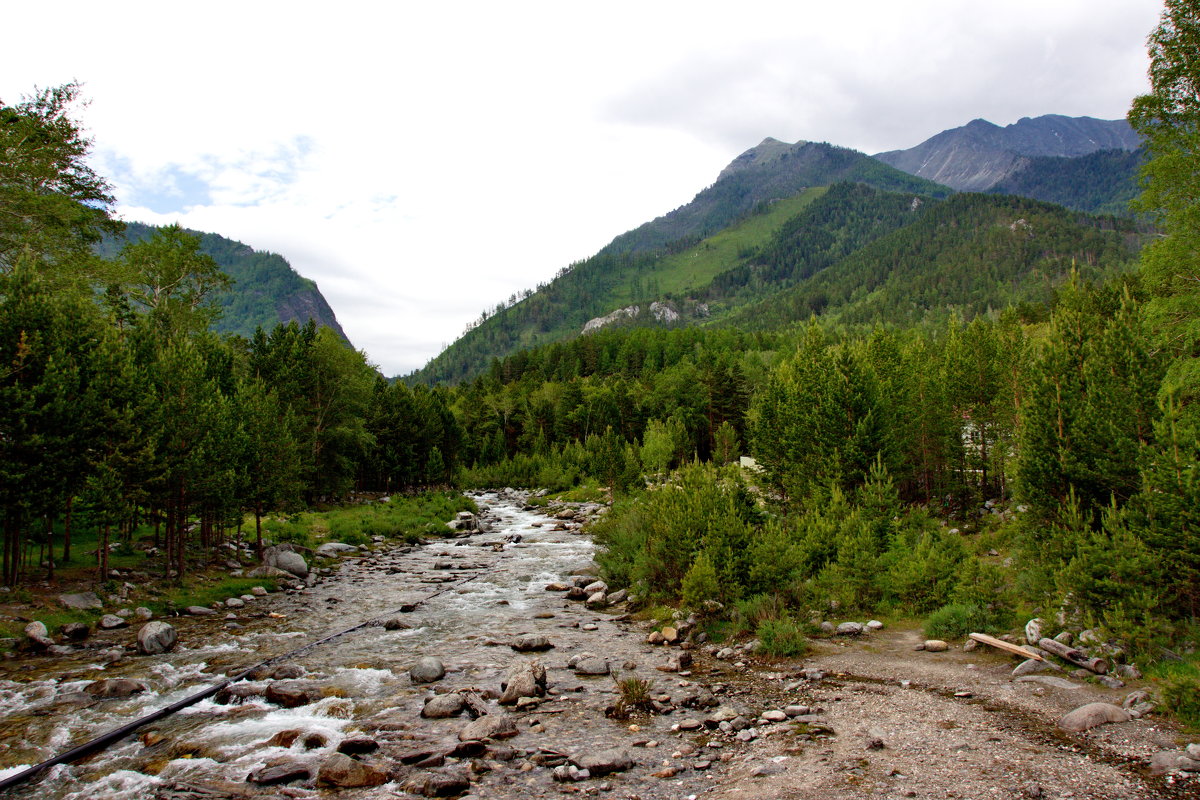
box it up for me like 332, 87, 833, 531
0, 492, 709, 799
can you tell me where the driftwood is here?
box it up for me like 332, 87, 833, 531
1038, 637, 1108, 674
969, 632, 1045, 661
459, 690, 491, 719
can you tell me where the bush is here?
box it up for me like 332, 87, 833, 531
757, 617, 810, 657
732, 593, 785, 637
924, 602, 992, 640
681, 552, 720, 610
1160, 674, 1200, 731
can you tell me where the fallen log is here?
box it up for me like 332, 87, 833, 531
969, 632, 1044, 661
1038, 637, 1108, 674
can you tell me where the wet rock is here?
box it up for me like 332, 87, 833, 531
265, 680, 325, 708
836, 622, 864, 636
303, 732, 330, 749
336, 736, 379, 755
422, 692, 467, 718
85, 678, 148, 698
383, 617, 412, 630
265, 729, 304, 747
60, 622, 90, 641
566, 586, 588, 601
403, 766, 472, 797
410, 656, 446, 683
248, 759, 313, 785
264, 544, 309, 578
458, 713, 518, 741
1058, 702, 1130, 732
659, 651, 693, 673
511, 634, 552, 652
316, 752, 387, 788
98, 614, 128, 630
544, 582, 571, 592
136, 621, 178, 655
58, 591, 103, 610
570, 748, 634, 776
500, 660, 546, 704
215, 682, 269, 705
271, 663, 305, 680
573, 656, 610, 676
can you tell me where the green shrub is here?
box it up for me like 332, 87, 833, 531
1160, 674, 1200, 731
681, 552, 720, 610
757, 617, 810, 657
732, 593, 785, 636
924, 602, 992, 640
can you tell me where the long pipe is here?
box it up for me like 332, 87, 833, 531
0, 570, 486, 794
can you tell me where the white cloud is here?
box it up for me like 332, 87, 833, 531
0, 0, 1162, 374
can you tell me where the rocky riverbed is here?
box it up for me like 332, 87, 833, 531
0, 491, 1194, 799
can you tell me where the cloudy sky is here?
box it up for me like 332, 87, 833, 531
2, 1, 1162, 374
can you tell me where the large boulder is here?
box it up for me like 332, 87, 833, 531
569, 748, 634, 776
58, 591, 103, 611
1058, 702, 1130, 732
24, 621, 54, 649
264, 544, 309, 578
316, 752, 388, 788
410, 656, 446, 684
499, 660, 546, 705
458, 713, 518, 742
136, 621, 178, 655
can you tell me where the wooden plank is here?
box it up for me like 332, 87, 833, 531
969, 632, 1045, 661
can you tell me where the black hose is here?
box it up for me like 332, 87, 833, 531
0, 569, 487, 794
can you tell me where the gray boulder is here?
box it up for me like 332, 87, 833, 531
409, 656, 446, 684
421, 693, 467, 718
511, 634, 552, 652
1058, 702, 1130, 732
316, 542, 358, 558
499, 660, 547, 705
98, 614, 128, 630
569, 748, 634, 776
137, 621, 178, 655
58, 591, 103, 611
573, 656, 610, 676
836, 622, 864, 636
264, 544, 308, 578
185, 605, 217, 616
24, 621, 54, 649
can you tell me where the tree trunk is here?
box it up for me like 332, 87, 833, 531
99, 524, 110, 582
63, 497, 73, 563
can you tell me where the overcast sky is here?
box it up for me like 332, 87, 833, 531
2, 1, 1162, 375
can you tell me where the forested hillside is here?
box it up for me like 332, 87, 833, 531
98, 222, 350, 343
986, 148, 1145, 216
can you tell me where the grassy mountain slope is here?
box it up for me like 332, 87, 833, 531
99, 222, 350, 343
601, 140, 951, 255
725, 193, 1144, 331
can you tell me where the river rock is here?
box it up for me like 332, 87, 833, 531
403, 766, 471, 797
585, 591, 608, 608
410, 656, 446, 683
500, 660, 546, 704
573, 656, 610, 676
607, 588, 629, 604
316, 542, 359, 558
185, 605, 217, 616
247, 565, 293, 578
251, 586, 268, 596
458, 713, 518, 741
316, 752, 387, 788
1058, 702, 1130, 732
511, 634, 552, 652
336, 736, 378, 755
61, 622, 90, 641
836, 622, 864, 636
225, 597, 244, 608
85, 678, 148, 698
265, 680, 325, 708
422, 692, 467, 718
135, 606, 153, 620
923, 639, 949, 652
58, 591, 103, 610
136, 621, 178, 655
264, 544, 309, 578
569, 748, 634, 776
98, 614, 128, 630
248, 759, 313, 786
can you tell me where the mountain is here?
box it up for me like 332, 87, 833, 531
874, 115, 1141, 192
99, 222, 351, 343
985, 148, 1144, 216
602, 139, 952, 255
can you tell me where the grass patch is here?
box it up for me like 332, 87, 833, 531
158, 576, 279, 613
924, 602, 995, 640
262, 492, 478, 549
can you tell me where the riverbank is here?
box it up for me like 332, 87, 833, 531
0, 491, 1192, 800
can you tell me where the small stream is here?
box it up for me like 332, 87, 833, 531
0, 492, 726, 799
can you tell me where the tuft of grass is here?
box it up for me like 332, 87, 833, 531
1159, 674, 1200, 731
